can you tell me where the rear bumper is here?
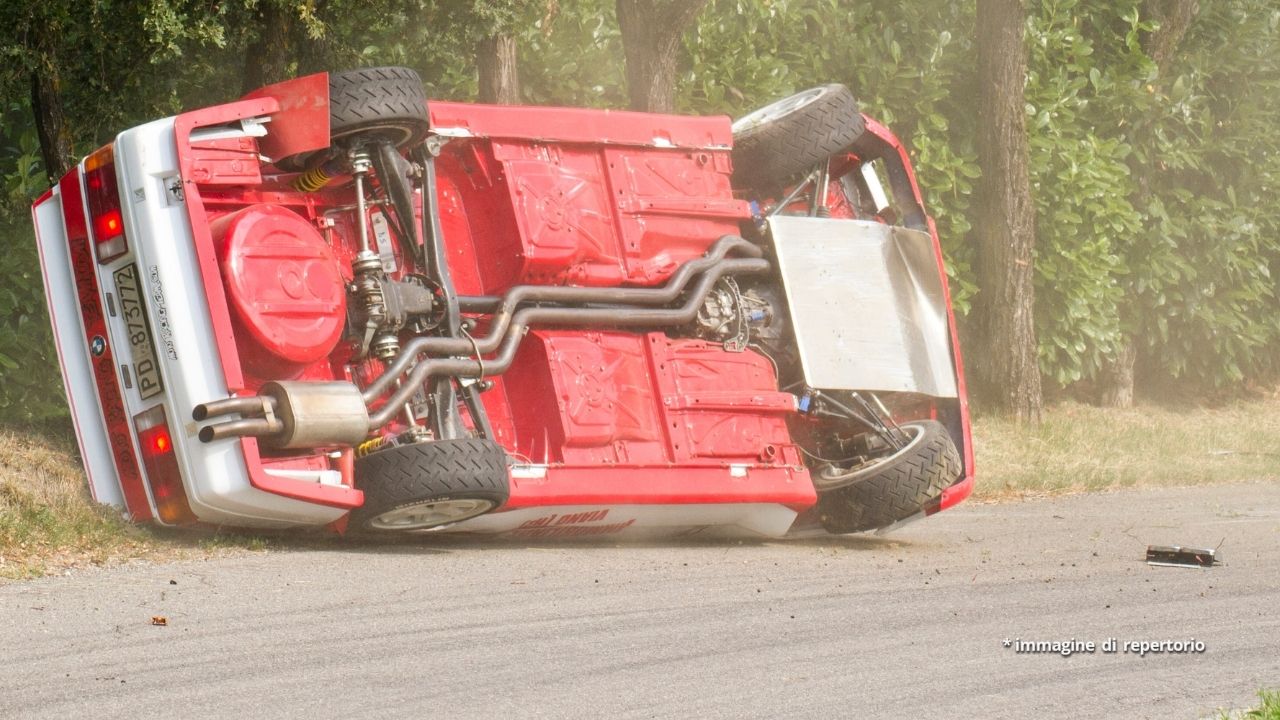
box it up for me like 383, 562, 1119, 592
35, 119, 348, 528
33, 186, 128, 512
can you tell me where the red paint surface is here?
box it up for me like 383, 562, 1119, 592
501, 331, 796, 469
175, 100, 363, 509
59, 93, 970, 523
429, 101, 734, 148
239, 72, 330, 164
213, 204, 345, 373
439, 135, 748, 291
58, 169, 154, 521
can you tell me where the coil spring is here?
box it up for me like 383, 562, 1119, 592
356, 437, 389, 458
293, 165, 334, 193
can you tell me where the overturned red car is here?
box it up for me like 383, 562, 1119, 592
32, 68, 973, 538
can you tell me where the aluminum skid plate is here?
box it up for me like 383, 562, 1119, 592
768, 216, 958, 397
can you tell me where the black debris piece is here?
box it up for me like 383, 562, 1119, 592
1146, 545, 1218, 568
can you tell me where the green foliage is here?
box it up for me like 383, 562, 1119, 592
0, 224, 59, 422
0, 99, 46, 217
677, 0, 1280, 391
1024, 0, 1137, 385
1244, 688, 1280, 720
0, 98, 62, 420
0, 225, 58, 422
518, 1, 628, 107
1, 0, 1280, 422
1123, 0, 1280, 388
1218, 688, 1280, 720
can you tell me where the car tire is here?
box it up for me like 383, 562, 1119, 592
349, 438, 510, 533
276, 66, 430, 172
814, 420, 961, 534
730, 84, 865, 191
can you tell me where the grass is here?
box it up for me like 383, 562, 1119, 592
971, 397, 1280, 499
0, 424, 269, 580
1219, 688, 1280, 719
0, 427, 159, 579
4, 395, 1280, 577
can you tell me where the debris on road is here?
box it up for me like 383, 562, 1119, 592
1145, 545, 1218, 568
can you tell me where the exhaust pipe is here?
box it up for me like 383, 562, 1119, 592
195, 239, 770, 446
192, 396, 275, 422
362, 235, 763, 402
197, 382, 369, 448
365, 256, 771, 427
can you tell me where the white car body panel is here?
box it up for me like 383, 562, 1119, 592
449, 503, 799, 539
38, 118, 345, 528
33, 189, 125, 509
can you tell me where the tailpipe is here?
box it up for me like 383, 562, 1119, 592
198, 417, 284, 443
193, 396, 275, 422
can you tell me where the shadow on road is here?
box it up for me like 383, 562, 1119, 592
298, 529, 907, 557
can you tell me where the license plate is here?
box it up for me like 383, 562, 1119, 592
113, 264, 164, 400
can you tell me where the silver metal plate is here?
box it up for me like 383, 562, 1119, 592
769, 216, 958, 397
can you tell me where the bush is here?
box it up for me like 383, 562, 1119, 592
0, 99, 66, 422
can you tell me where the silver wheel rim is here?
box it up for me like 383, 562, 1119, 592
369, 498, 495, 531
815, 423, 925, 489
732, 87, 828, 135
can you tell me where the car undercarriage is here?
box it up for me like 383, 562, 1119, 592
33, 67, 973, 538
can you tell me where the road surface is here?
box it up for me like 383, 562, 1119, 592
2, 482, 1278, 719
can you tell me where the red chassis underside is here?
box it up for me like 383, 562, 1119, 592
43, 71, 972, 535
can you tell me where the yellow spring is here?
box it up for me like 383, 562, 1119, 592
356, 437, 388, 458
292, 165, 333, 193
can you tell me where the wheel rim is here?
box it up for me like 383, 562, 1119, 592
814, 423, 926, 490
334, 121, 425, 149
368, 498, 495, 531
731, 87, 828, 135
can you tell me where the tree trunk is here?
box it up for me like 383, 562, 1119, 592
972, 0, 1042, 422
30, 71, 74, 184
477, 33, 521, 104
615, 0, 709, 112
1099, 338, 1136, 407
1098, 0, 1198, 408
29, 29, 75, 185
1144, 0, 1199, 70
241, 1, 295, 95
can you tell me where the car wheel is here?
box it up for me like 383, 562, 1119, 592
731, 84, 865, 192
276, 66, 430, 172
814, 420, 961, 534
349, 438, 510, 533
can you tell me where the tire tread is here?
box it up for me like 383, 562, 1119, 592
275, 66, 429, 171
732, 85, 865, 190
350, 438, 509, 533
816, 420, 962, 533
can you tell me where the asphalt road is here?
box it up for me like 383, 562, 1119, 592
2, 482, 1278, 719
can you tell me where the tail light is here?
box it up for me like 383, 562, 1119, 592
84, 144, 129, 263
133, 404, 198, 525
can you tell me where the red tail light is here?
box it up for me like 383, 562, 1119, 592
94, 208, 123, 239
84, 145, 129, 263
133, 405, 198, 525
